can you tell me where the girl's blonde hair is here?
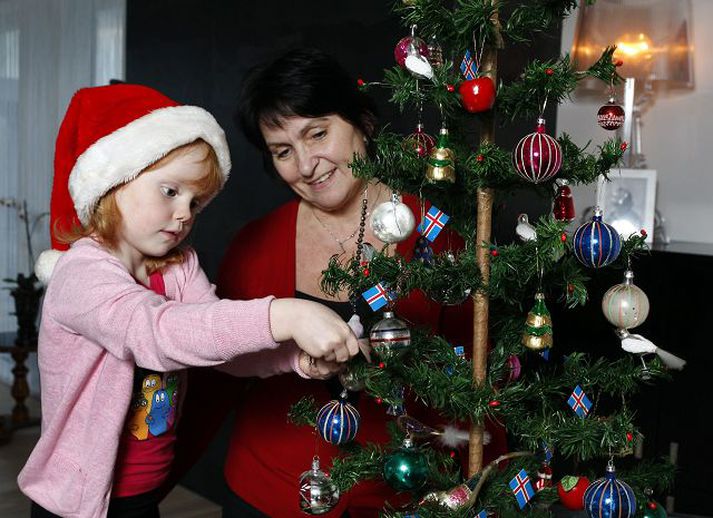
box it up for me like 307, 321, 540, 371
58, 139, 222, 273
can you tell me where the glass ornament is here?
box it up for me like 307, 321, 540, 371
602, 270, 650, 330
553, 178, 576, 222
370, 195, 416, 244
513, 117, 562, 183
298, 456, 340, 515
383, 437, 429, 491
369, 311, 411, 360
597, 97, 625, 130
573, 208, 622, 268
316, 391, 360, 445
425, 128, 456, 183
522, 292, 553, 351
583, 460, 636, 518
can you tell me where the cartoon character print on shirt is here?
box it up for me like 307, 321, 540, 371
126, 369, 180, 440
146, 388, 171, 436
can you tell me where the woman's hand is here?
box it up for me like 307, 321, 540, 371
270, 298, 360, 362
298, 351, 343, 379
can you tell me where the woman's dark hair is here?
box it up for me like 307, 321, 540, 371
237, 48, 378, 169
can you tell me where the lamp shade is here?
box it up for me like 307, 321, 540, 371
572, 0, 693, 90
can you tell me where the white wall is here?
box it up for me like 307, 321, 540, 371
558, 1, 712, 244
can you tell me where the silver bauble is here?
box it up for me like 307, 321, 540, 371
370, 200, 415, 244
298, 456, 339, 515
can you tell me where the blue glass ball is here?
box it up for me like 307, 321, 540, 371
573, 212, 621, 268
316, 398, 360, 445
584, 465, 636, 518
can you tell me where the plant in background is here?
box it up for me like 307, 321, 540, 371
1, 197, 48, 346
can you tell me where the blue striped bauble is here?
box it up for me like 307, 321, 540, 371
584, 462, 636, 518
513, 117, 562, 183
316, 396, 360, 445
573, 209, 621, 268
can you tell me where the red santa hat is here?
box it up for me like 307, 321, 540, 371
35, 83, 231, 283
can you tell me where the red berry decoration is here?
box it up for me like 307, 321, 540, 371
490, 249, 499, 257
615, 59, 624, 67
458, 76, 496, 113
557, 475, 590, 510
627, 432, 634, 442
446, 84, 455, 92
561, 232, 567, 243
476, 154, 485, 162
378, 362, 386, 369
363, 268, 369, 276
488, 400, 500, 407
621, 142, 628, 151
513, 118, 562, 184
597, 97, 625, 130
567, 283, 575, 294
546, 68, 554, 76
357, 78, 365, 87
640, 229, 647, 237
375, 397, 383, 405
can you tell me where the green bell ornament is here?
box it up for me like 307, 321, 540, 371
383, 436, 429, 491
425, 127, 455, 183
522, 292, 553, 351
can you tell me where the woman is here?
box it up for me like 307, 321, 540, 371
216, 48, 506, 517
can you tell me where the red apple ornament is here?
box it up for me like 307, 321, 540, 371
458, 76, 496, 113
557, 475, 590, 510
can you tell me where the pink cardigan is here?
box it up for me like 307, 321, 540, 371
18, 238, 300, 518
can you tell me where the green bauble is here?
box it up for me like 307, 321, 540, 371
639, 500, 667, 518
383, 439, 429, 491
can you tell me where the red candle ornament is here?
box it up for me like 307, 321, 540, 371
553, 179, 576, 222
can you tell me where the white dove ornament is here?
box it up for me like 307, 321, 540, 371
516, 213, 537, 242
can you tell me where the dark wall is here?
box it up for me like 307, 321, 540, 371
126, 0, 563, 506
126, 0, 562, 282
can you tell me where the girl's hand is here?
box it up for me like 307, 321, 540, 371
270, 298, 360, 362
298, 351, 342, 379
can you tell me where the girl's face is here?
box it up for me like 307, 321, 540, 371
260, 115, 367, 213
113, 145, 210, 269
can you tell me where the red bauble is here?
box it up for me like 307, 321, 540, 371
403, 123, 436, 157
597, 98, 625, 130
557, 476, 590, 510
458, 77, 496, 113
513, 118, 562, 183
394, 35, 429, 68
553, 179, 576, 222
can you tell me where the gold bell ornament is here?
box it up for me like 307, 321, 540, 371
425, 127, 455, 183
522, 292, 553, 351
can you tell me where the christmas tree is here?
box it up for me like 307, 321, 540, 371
291, 1, 683, 515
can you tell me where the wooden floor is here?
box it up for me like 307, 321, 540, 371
0, 384, 221, 518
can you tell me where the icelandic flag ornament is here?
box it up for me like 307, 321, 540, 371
460, 49, 477, 80
509, 468, 535, 509
453, 345, 465, 358
542, 442, 553, 463
540, 349, 550, 361
475, 510, 487, 518
418, 205, 450, 242
568, 385, 592, 417
362, 282, 392, 312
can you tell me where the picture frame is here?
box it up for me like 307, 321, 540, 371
597, 169, 657, 244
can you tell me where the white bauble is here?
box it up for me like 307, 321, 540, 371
370, 200, 415, 244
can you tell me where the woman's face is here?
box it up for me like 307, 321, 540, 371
260, 114, 367, 212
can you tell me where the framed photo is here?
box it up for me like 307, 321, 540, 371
597, 169, 657, 244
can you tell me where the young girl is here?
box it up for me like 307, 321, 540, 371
18, 83, 359, 518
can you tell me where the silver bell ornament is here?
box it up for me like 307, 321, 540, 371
298, 456, 340, 515
369, 311, 411, 360
370, 194, 415, 244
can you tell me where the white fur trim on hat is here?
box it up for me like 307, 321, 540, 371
35, 249, 64, 285
69, 105, 231, 225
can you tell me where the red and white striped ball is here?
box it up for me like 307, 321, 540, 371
513, 118, 562, 183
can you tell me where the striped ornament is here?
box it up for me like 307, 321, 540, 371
573, 210, 621, 268
602, 270, 650, 329
316, 397, 360, 445
513, 118, 562, 183
584, 462, 636, 518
